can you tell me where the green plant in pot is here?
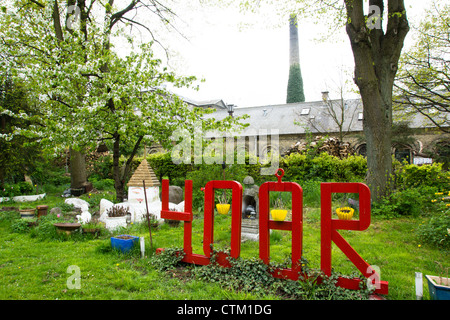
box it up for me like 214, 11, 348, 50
82, 220, 104, 237
104, 205, 130, 231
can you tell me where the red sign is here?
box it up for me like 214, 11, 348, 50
158, 169, 388, 295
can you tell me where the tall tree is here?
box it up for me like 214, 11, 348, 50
243, 0, 410, 201
286, 14, 305, 103
345, 0, 409, 201
0, 0, 239, 201
394, 2, 450, 133
0, 73, 39, 185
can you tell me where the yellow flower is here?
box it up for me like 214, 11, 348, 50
446, 204, 450, 207
431, 199, 437, 203
435, 192, 443, 195
116, 263, 119, 266
418, 244, 421, 248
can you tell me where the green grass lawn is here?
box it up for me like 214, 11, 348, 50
0, 190, 448, 300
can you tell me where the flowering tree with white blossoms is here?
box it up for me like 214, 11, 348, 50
0, 0, 240, 201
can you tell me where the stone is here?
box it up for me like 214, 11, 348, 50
241, 218, 259, 241
50, 207, 62, 216
99, 199, 114, 218
13, 193, 46, 202
243, 176, 255, 185
62, 188, 71, 198
77, 211, 92, 224
175, 201, 185, 212
168, 186, 184, 204
65, 198, 89, 212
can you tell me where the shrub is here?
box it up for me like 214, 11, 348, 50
0, 181, 35, 197
372, 186, 443, 218
281, 153, 367, 182
92, 178, 115, 191
29, 213, 67, 241
396, 163, 449, 189
417, 213, 450, 249
11, 218, 32, 233
89, 155, 113, 180
147, 153, 191, 183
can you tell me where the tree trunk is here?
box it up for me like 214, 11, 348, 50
70, 148, 87, 190
112, 132, 125, 202
344, 0, 409, 201
112, 132, 144, 202
52, 1, 89, 193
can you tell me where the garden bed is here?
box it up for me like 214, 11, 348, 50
0, 183, 448, 300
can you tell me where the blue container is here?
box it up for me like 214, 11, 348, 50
111, 235, 139, 253
426, 275, 450, 300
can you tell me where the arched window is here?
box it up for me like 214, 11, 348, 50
356, 144, 367, 157
394, 145, 412, 164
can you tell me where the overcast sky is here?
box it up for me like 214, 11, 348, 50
128, 0, 437, 108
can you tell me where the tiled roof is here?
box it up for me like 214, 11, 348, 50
127, 159, 160, 187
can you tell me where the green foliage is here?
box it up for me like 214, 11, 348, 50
395, 163, 449, 189
416, 189, 450, 249
281, 152, 367, 182
187, 161, 256, 212
373, 163, 450, 219
92, 179, 115, 191
150, 247, 185, 272
86, 150, 369, 200
147, 153, 190, 184
286, 63, 305, 103
372, 187, 436, 218
0, 181, 35, 197
301, 180, 322, 207
0, 74, 41, 184
10, 218, 33, 233
394, 2, 450, 134
29, 214, 67, 241
192, 253, 373, 300
89, 155, 113, 181
416, 213, 450, 249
